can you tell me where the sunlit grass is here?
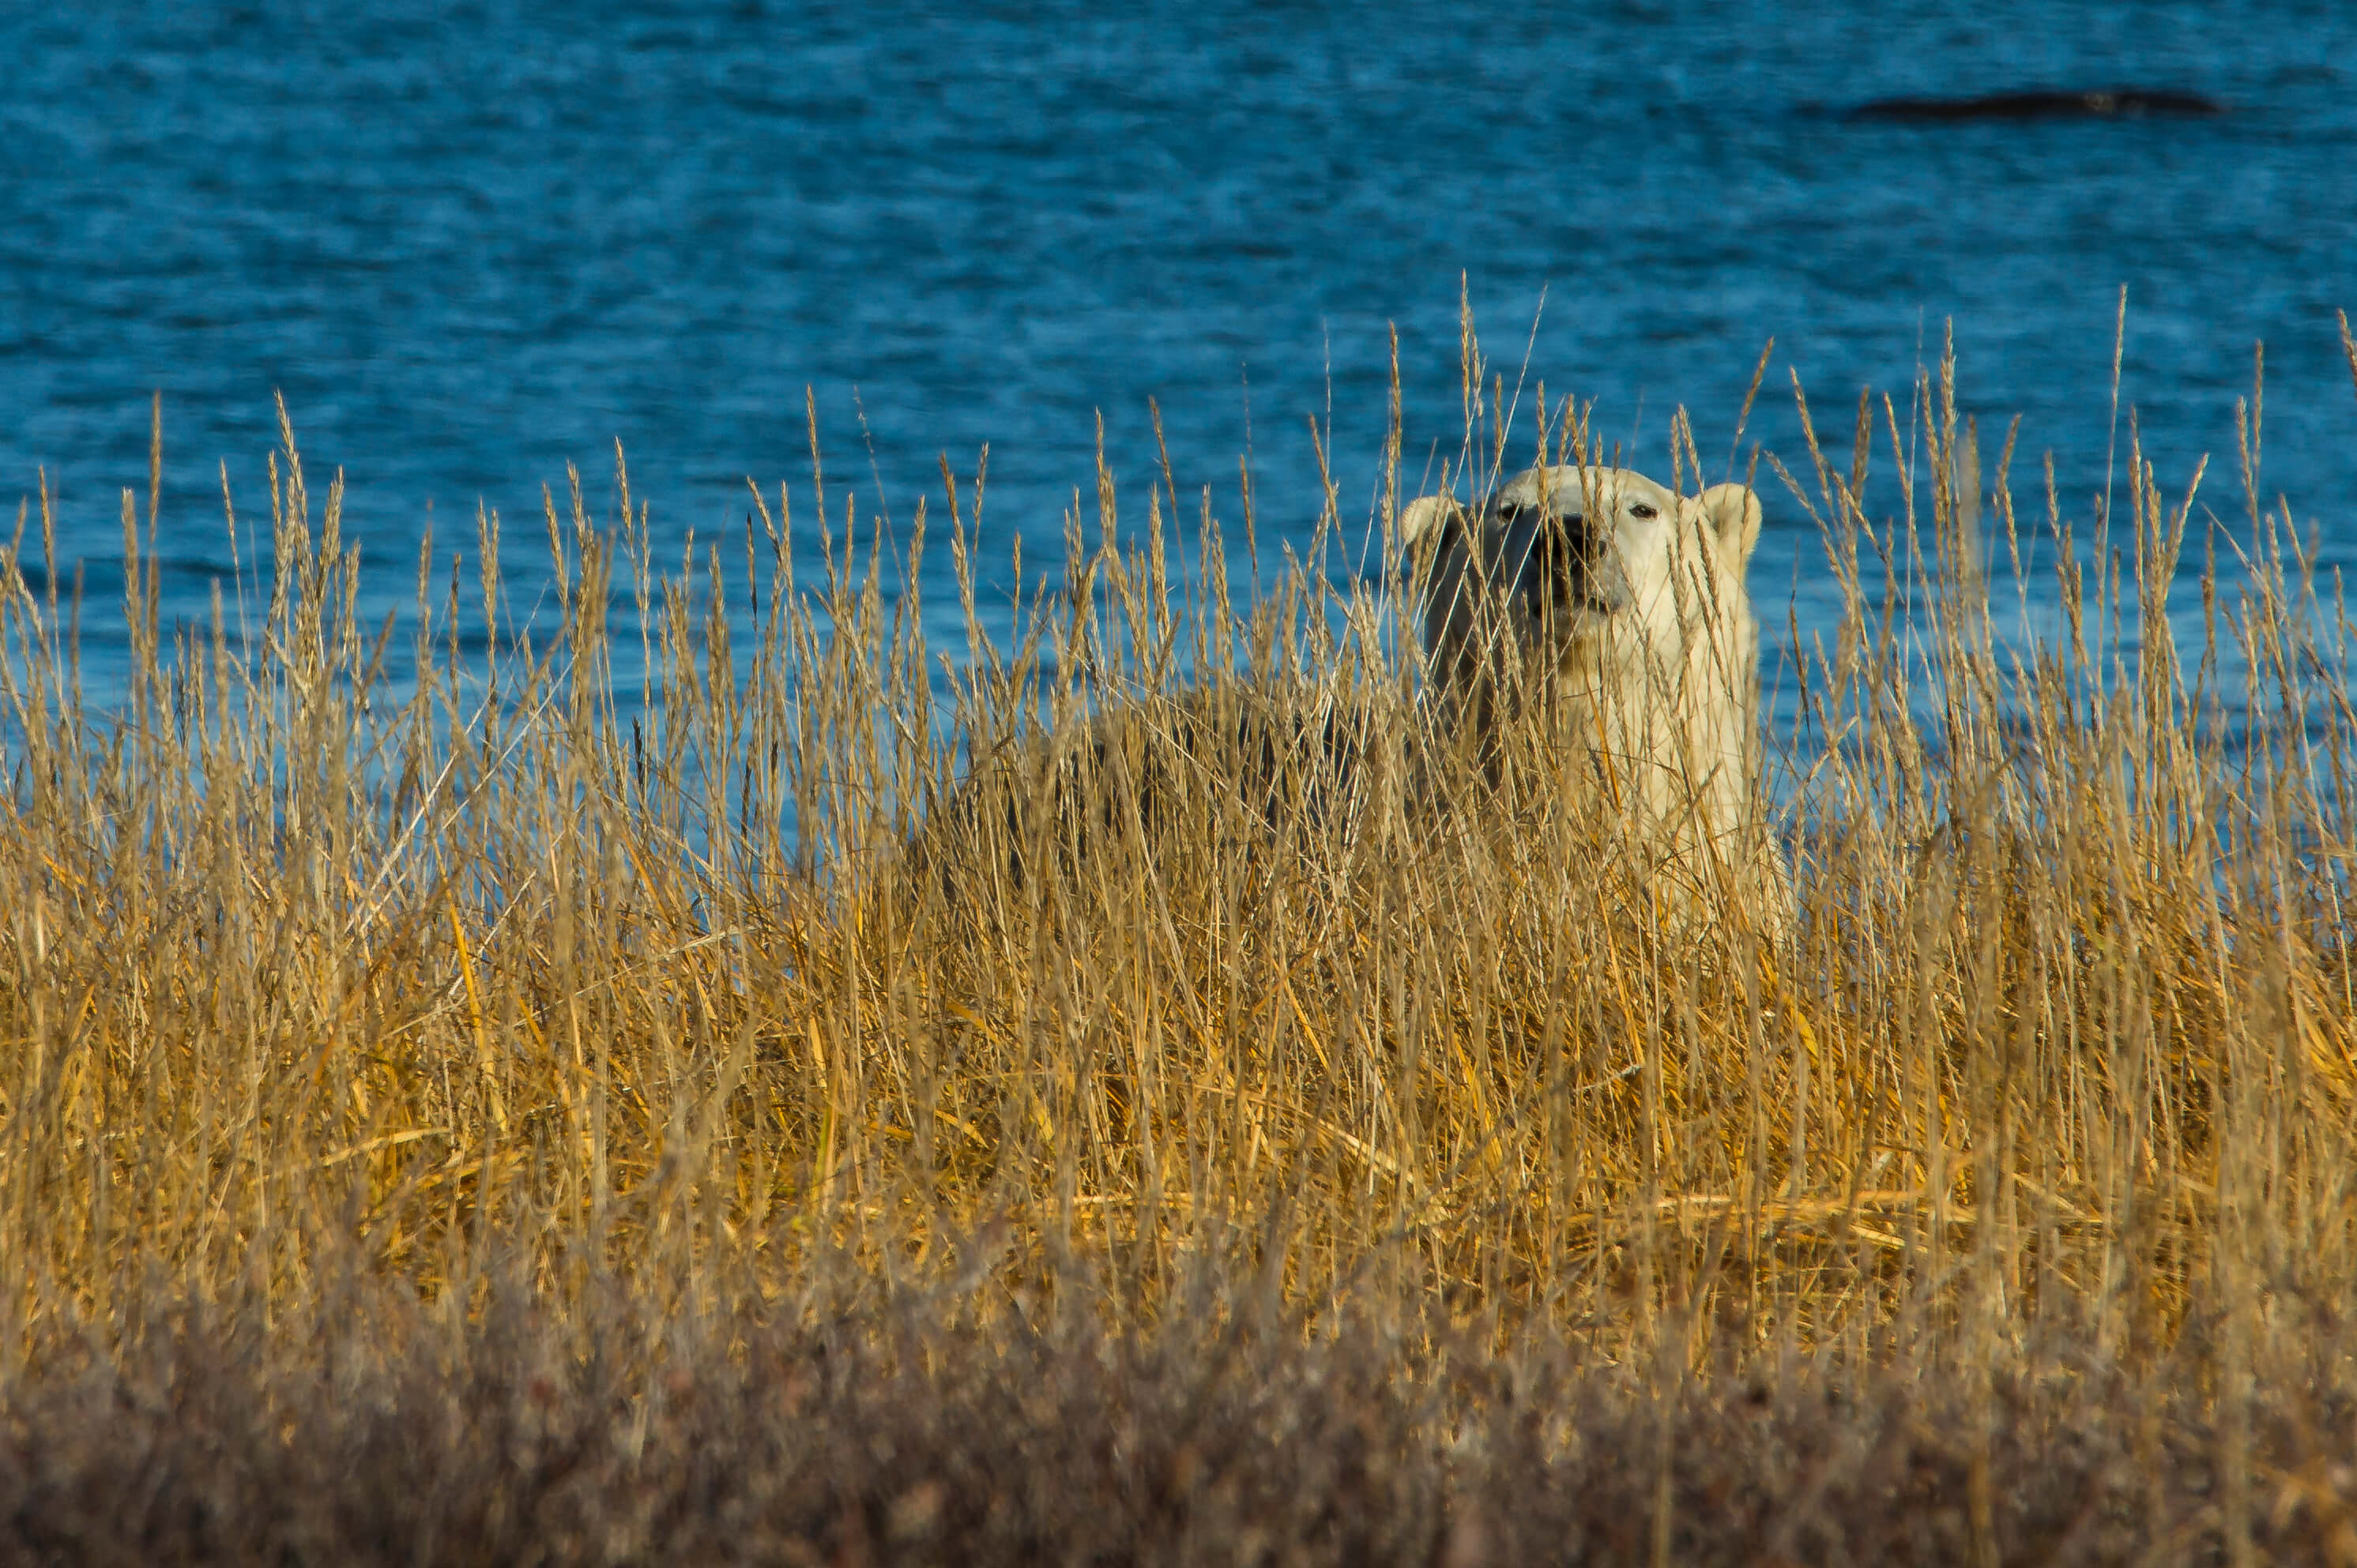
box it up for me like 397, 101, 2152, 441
4, 318, 2357, 1556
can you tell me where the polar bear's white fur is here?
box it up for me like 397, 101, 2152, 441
1401, 464, 1787, 931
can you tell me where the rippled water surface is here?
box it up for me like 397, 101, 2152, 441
5, 1, 2355, 700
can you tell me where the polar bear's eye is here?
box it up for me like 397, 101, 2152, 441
1628, 502, 1659, 520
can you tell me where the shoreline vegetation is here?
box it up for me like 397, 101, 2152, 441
6, 323, 2357, 1561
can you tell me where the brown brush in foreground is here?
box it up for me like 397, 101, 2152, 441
2, 318, 2355, 1561
4, 1247, 2354, 1566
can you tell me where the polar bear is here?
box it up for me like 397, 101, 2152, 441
907, 463, 1786, 936
1400, 464, 1789, 934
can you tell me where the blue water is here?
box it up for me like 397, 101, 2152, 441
5, 1, 2355, 706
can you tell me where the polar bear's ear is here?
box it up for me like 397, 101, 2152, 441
1399, 494, 1467, 558
1688, 483, 1763, 566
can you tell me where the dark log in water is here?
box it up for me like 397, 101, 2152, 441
1847, 89, 2226, 123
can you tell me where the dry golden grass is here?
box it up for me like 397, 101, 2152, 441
3, 321, 2357, 1559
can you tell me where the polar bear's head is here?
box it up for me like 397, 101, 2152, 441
1397, 462, 1786, 934
1400, 464, 1763, 710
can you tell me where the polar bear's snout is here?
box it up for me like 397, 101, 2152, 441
1519, 526, 1577, 617
1515, 507, 1629, 623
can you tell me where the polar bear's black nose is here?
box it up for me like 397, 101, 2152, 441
1553, 513, 1601, 570
1524, 521, 1588, 612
